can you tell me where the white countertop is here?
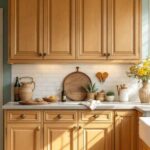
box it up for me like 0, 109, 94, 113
2, 102, 150, 113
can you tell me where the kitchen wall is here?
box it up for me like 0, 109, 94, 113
0, 8, 3, 150
0, 0, 11, 104
12, 64, 140, 101
11, 0, 150, 102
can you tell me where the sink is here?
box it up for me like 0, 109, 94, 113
139, 117, 150, 147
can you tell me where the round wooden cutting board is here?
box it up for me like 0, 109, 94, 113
63, 67, 91, 101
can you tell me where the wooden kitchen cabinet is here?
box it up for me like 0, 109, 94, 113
139, 139, 150, 150
107, 0, 141, 60
8, 0, 141, 63
78, 111, 114, 150
44, 123, 77, 150
115, 110, 138, 150
78, 123, 114, 150
76, 0, 107, 60
6, 124, 43, 150
4, 110, 139, 150
43, 0, 76, 60
9, 0, 44, 61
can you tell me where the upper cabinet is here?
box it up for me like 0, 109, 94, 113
77, 0, 107, 60
107, 0, 141, 60
43, 0, 76, 60
8, 0, 141, 64
9, 0, 44, 61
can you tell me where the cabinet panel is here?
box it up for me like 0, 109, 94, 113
139, 139, 150, 150
79, 123, 114, 150
44, 0, 75, 59
115, 110, 137, 150
108, 0, 141, 60
44, 111, 77, 122
77, 0, 107, 59
6, 124, 42, 150
7, 110, 41, 123
9, 0, 43, 60
44, 123, 77, 150
79, 111, 113, 122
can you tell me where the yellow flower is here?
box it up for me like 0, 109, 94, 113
130, 66, 137, 74
137, 68, 147, 76
143, 61, 150, 67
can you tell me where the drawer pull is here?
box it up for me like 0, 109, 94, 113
73, 126, 77, 130
93, 114, 99, 118
43, 53, 47, 56
36, 126, 40, 131
115, 113, 118, 117
38, 53, 42, 56
20, 114, 25, 119
57, 114, 62, 119
78, 126, 82, 130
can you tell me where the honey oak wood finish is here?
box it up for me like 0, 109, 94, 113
9, 0, 44, 60
76, 0, 107, 60
4, 110, 138, 150
7, 124, 42, 150
78, 111, 114, 150
108, 0, 141, 60
43, 0, 76, 60
44, 123, 77, 150
8, 0, 141, 64
139, 139, 150, 150
115, 110, 138, 150
5, 111, 43, 150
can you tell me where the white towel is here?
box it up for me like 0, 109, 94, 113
79, 99, 101, 110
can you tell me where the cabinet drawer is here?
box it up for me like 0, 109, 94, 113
44, 111, 77, 122
6, 111, 41, 122
79, 111, 113, 122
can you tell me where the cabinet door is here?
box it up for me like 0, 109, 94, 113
6, 124, 42, 150
44, 0, 76, 60
77, 0, 107, 60
108, 0, 141, 60
9, 0, 43, 61
78, 123, 114, 150
139, 139, 150, 150
115, 111, 137, 150
44, 123, 77, 150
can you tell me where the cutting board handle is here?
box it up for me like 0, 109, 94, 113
76, 66, 79, 72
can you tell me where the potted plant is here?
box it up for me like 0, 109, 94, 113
127, 58, 150, 103
84, 83, 98, 100
106, 91, 115, 102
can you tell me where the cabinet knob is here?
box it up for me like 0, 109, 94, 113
43, 53, 47, 56
93, 114, 99, 118
78, 126, 82, 130
73, 126, 77, 130
36, 126, 40, 131
57, 114, 62, 119
107, 53, 110, 58
20, 114, 25, 119
38, 53, 42, 56
103, 53, 107, 56
115, 113, 118, 117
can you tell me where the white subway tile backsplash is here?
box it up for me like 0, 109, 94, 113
11, 64, 141, 102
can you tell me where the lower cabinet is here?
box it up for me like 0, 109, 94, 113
78, 123, 114, 150
6, 124, 42, 150
139, 139, 150, 150
5, 110, 138, 150
115, 110, 138, 150
44, 123, 77, 150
